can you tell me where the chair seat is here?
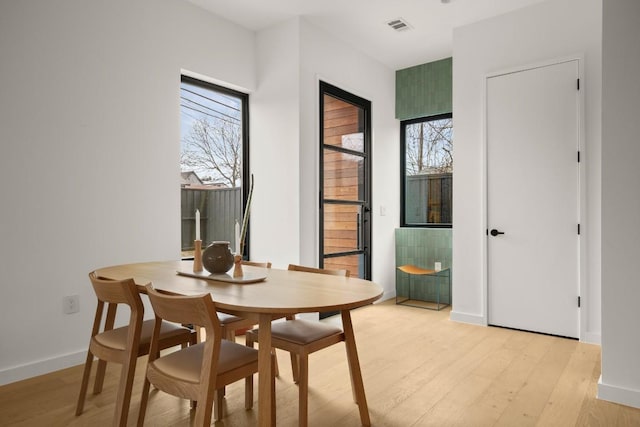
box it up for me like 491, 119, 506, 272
265, 319, 343, 345
218, 312, 245, 325
93, 319, 190, 351
152, 341, 259, 384
397, 264, 437, 275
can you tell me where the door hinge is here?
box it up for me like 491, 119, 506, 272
578, 224, 581, 235
577, 151, 581, 163
578, 296, 581, 308
577, 78, 580, 90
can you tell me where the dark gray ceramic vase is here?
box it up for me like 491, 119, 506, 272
202, 241, 234, 274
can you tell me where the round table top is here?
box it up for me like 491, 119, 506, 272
96, 260, 384, 315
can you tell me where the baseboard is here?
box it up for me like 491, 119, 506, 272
598, 376, 640, 409
378, 291, 396, 302
581, 331, 601, 345
449, 310, 486, 326
0, 350, 86, 386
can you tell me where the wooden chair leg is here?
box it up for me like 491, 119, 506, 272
137, 377, 151, 427
214, 389, 224, 421
75, 350, 94, 415
245, 374, 254, 409
291, 353, 300, 383
114, 357, 137, 427
194, 388, 215, 427
272, 348, 280, 377
94, 302, 117, 396
246, 332, 255, 348
196, 325, 205, 343
185, 335, 198, 412
298, 354, 309, 427
93, 359, 107, 394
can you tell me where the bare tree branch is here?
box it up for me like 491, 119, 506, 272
181, 117, 242, 187
405, 117, 452, 175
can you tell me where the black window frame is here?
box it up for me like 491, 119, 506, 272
180, 75, 251, 257
400, 113, 453, 228
318, 80, 372, 280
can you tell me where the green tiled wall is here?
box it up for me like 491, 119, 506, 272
395, 57, 452, 121
395, 228, 452, 304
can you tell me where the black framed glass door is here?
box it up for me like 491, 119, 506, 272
319, 81, 371, 283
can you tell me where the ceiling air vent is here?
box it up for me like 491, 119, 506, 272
387, 18, 412, 32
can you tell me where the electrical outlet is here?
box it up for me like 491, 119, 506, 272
63, 295, 80, 314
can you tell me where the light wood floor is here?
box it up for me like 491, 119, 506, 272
1, 299, 639, 426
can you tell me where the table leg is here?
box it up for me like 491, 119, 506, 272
341, 310, 371, 426
258, 313, 274, 426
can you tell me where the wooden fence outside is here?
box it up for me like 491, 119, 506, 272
181, 187, 242, 252
406, 173, 452, 225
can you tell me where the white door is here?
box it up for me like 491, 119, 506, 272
487, 60, 580, 338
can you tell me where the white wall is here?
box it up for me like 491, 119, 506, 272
451, 0, 602, 342
253, 18, 398, 296
298, 19, 399, 294
250, 19, 301, 268
599, 0, 640, 409
0, 0, 256, 384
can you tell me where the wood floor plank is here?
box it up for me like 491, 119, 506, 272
492, 336, 575, 426
536, 341, 601, 426
368, 319, 511, 425
0, 299, 638, 426
575, 362, 619, 427
445, 331, 548, 426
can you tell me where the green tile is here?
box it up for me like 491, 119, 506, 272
395, 228, 452, 305
396, 57, 453, 120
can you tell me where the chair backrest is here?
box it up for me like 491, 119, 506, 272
145, 284, 221, 338
143, 284, 225, 423
242, 260, 272, 269
87, 271, 144, 341
287, 264, 350, 277
89, 271, 143, 309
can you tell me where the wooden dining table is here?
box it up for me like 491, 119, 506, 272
96, 260, 383, 426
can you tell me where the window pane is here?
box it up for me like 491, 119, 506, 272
180, 80, 243, 188
323, 150, 365, 201
180, 77, 247, 256
403, 115, 453, 226
323, 204, 361, 255
323, 95, 365, 152
324, 254, 364, 279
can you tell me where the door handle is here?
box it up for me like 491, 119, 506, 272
490, 229, 505, 237
356, 213, 361, 250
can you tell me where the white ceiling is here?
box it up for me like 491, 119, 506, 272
187, 0, 551, 70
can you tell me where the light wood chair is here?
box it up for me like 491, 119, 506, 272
138, 284, 273, 426
216, 260, 272, 341
76, 272, 196, 427
214, 261, 274, 395
245, 264, 350, 427
241, 260, 272, 269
